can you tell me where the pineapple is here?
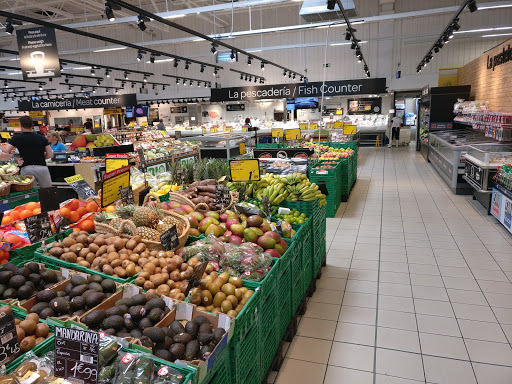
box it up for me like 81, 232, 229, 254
94, 212, 108, 223
136, 226, 160, 241
109, 218, 123, 230
115, 205, 137, 219
156, 222, 174, 233
133, 206, 160, 228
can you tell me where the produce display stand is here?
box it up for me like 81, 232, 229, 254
191, 133, 249, 159
0, 187, 39, 213
491, 183, 512, 235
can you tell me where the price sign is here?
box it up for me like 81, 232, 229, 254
54, 327, 99, 384
176, 169, 185, 186
120, 186, 135, 206
262, 196, 273, 217
175, 130, 182, 139
105, 153, 129, 173
215, 185, 231, 206
299, 123, 308, 130
226, 126, 233, 132
147, 163, 168, 177
343, 125, 357, 135
202, 127, 207, 134
272, 128, 284, 138
24, 212, 54, 244
0, 312, 20, 365
285, 129, 301, 141
211, 126, 218, 133
310, 123, 318, 130
141, 122, 148, 127
138, 186, 150, 206
65, 175, 98, 201
29, 111, 44, 119
239, 142, 246, 155
101, 165, 131, 207
38, 187, 60, 212
160, 225, 179, 252
184, 261, 208, 296
242, 126, 249, 132
334, 122, 344, 129
129, 122, 135, 127
0, 132, 11, 139
229, 159, 260, 182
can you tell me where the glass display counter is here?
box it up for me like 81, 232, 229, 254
190, 133, 249, 159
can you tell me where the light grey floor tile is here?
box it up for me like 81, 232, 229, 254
419, 333, 469, 360
377, 327, 421, 353
465, 339, 512, 366
375, 348, 425, 382
334, 322, 376, 346
423, 356, 477, 384
328, 342, 374, 372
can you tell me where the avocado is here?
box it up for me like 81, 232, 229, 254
0, 271, 13, 284
154, 349, 172, 361
89, 274, 103, 284
193, 316, 211, 327
36, 289, 58, 302
39, 307, 56, 319
57, 291, 67, 297
198, 322, 212, 335
40, 270, 58, 283
173, 333, 192, 344
100, 279, 116, 293
128, 305, 146, 322
14, 267, 30, 279
115, 298, 133, 307
1, 263, 17, 273
71, 275, 88, 287
130, 329, 143, 339
104, 328, 116, 335
197, 333, 212, 346
31, 301, 49, 315
163, 328, 175, 339
102, 315, 125, 331
124, 318, 136, 331
138, 318, 153, 331
82, 289, 97, 300
50, 297, 71, 315
185, 322, 199, 338
139, 335, 153, 348
88, 282, 103, 292
9, 275, 26, 289
3, 288, 17, 299
25, 281, 35, 289
145, 298, 165, 311
212, 328, 226, 345
130, 294, 147, 306
85, 292, 105, 309
73, 310, 86, 317
17, 284, 34, 300
201, 344, 214, 357
105, 293, 113, 299
0, 284, 6, 297
170, 343, 186, 361
28, 274, 42, 287
70, 296, 86, 311
117, 331, 130, 338
148, 308, 164, 324
25, 262, 40, 274
82, 309, 106, 328
170, 321, 186, 335
106, 306, 126, 317
70, 285, 89, 298
116, 305, 129, 314
65, 283, 74, 295
155, 336, 173, 351
143, 327, 165, 343
185, 340, 200, 361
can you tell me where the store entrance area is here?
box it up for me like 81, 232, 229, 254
274, 146, 512, 384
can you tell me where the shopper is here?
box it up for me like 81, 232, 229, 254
83, 118, 93, 134
156, 119, 165, 130
46, 130, 67, 152
244, 117, 252, 128
389, 114, 403, 148
1, 116, 53, 188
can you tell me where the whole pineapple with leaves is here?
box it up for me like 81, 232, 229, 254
133, 206, 160, 229
136, 226, 161, 241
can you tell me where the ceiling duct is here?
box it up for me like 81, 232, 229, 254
300, 0, 357, 22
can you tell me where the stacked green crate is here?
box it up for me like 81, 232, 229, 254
338, 157, 351, 198
290, 238, 304, 315
301, 229, 313, 295
276, 242, 293, 336
259, 325, 279, 382
313, 204, 327, 275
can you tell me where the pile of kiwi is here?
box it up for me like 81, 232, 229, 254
81, 292, 170, 339
28, 274, 117, 319
0, 262, 65, 302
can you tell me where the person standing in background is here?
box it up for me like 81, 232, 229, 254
46, 130, 67, 152
83, 118, 93, 134
244, 117, 252, 127
389, 114, 403, 148
156, 119, 165, 130
1, 116, 53, 188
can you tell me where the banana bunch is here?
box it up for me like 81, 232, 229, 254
226, 181, 243, 191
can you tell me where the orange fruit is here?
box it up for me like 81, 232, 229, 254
25, 202, 39, 211
14, 206, 25, 212
1, 216, 11, 225
69, 211, 80, 222
73, 227, 80, 232
86, 202, 98, 213
105, 206, 116, 213
9, 211, 20, 221
32, 208, 41, 215
80, 220, 95, 232
59, 207, 71, 218
76, 207, 88, 217
67, 200, 80, 211
20, 210, 33, 219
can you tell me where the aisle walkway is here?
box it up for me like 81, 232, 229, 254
275, 146, 512, 384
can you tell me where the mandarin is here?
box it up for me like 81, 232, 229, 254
80, 220, 95, 232
25, 202, 39, 211
19, 210, 33, 219
9, 211, 20, 221
86, 202, 98, 213
32, 208, 41, 215
67, 200, 80, 211
76, 206, 88, 217
69, 211, 80, 222
59, 207, 71, 218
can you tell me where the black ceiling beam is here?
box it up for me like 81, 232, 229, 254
114, 78, 168, 86
61, 58, 153, 76
161, 73, 212, 85
0, 65, 22, 71
0, 77, 46, 85
60, 83, 122, 89
64, 73, 104, 80
229, 68, 266, 80
0, 10, 220, 71
109, 0, 303, 77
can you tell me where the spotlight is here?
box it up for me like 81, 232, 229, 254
245, 75, 248, 81
69, 86, 72, 92
300, 76, 304, 82
230, 49, 236, 61
185, 61, 190, 70
345, 29, 351, 40
211, 43, 217, 54
124, 71, 129, 80
447, 27, 454, 38
91, 69, 96, 76
240, 74, 243, 80
137, 51, 143, 61
190, 80, 193, 86
288, 72, 292, 79
3, 81, 7, 87
38, 84, 43, 90
260, 79, 264, 84
97, 79, 102, 86
93, 88, 97, 93
152, 84, 156, 90
208, 83, 212, 88
443, 34, 449, 43
452, 19, 461, 31
5, 19, 14, 35
200, 65, 205, 73
105, 2, 115, 22
261, 62, 265, 70
247, 57, 252, 66
293, 73, 296, 80
434, 46, 439, 53
468, 0, 477, 13
254, 77, 257, 83
304, 77, 308, 84
350, 41, 357, 49
283, 70, 287, 77
183, 79, 187, 85
327, 0, 335, 10
248, 76, 252, 82
213, 68, 218, 76
115, 89, 119, 94
162, 85, 166, 90
150, 55, 155, 63
174, 60, 179, 68
105, 88, 109, 93
366, 71, 371, 78
176, 78, 179, 84
137, 15, 147, 31
364, 65, 368, 72
131, 82, 135, 88
105, 69, 110, 77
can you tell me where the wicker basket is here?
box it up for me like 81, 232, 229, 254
166, 192, 196, 208
0, 182, 11, 197
195, 191, 239, 214
93, 221, 120, 236
133, 183, 149, 206
10, 175, 35, 192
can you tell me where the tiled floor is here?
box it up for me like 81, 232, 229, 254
274, 146, 512, 384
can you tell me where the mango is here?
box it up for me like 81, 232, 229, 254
257, 235, 276, 250
243, 228, 258, 243
246, 215, 264, 227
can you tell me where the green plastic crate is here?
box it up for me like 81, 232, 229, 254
289, 238, 302, 285
313, 236, 327, 276
302, 231, 313, 294
278, 292, 291, 337
282, 199, 320, 223
276, 248, 291, 301
259, 326, 279, 382
6, 334, 55, 373
291, 274, 303, 315
200, 344, 230, 384
9, 229, 74, 266
186, 233, 206, 245
230, 313, 260, 384
256, 143, 280, 149
235, 359, 260, 384
6, 191, 40, 210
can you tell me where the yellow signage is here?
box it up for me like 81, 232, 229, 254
272, 128, 284, 138
239, 142, 246, 155
285, 129, 301, 141
202, 127, 207, 134
343, 125, 357, 135
104, 108, 122, 115
65, 175, 84, 184
94, 123, 100, 128
8, 119, 20, 128
242, 127, 248, 132
105, 155, 129, 173
364, 105, 371, 111
334, 122, 344, 129
310, 123, 318, 130
225, 126, 233, 132
336, 108, 344, 115
141, 122, 148, 127
299, 123, 308, 130
101, 167, 130, 207
129, 122, 135, 127
0, 132, 11, 139
230, 159, 260, 182
29, 111, 44, 119
211, 126, 218, 133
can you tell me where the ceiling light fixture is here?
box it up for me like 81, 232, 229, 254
211, 43, 217, 54
185, 61, 190, 70
124, 71, 129, 79
261, 62, 265, 70
91, 69, 96, 76
345, 29, 351, 40
200, 64, 205, 73
283, 70, 287, 77
213, 68, 218, 76
143, 76, 147, 82
105, 69, 110, 77
150, 54, 155, 63
468, 0, 478, 12
5, 19, 14, 35
137, 14, 147, 31
105, 1, 115, 22
137, 51, 143, 61
327, 0, 335, 10
174, 60, 179, 68
230, 49, 236, 61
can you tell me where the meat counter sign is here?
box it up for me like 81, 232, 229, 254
18, 94, 137, 111
211, 78, 386, 102
16, 26, 61, 80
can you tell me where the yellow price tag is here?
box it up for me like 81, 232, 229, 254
226, 127, 233, 132
0, 132, 11, 139
230, 159, 260, 182
106, 157, 129, 173
29, 111, 44, 119
101, 167, 130, 207
343, 125, 357, 135
272, 128, 284, 138
104, 108, 122, 115
65, 175, 84, 184
142, 122, 148, 127
310, 123, 318, 130
242, 127, 248, 132
239, 142, 246, 155
94, 123, 100, 128
334, 122, 344, 129
299, 123, 308, 130
202, 127, 207, 134
364, 105, 371, 111
8, 119, 20, 128
285, 129, 301, 141
211, 127, 218, 133
129, 122, 135, 127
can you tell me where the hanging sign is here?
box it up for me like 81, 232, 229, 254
24, 212, 54, 244
161, 225, 179, 252
16, 26, 61, 80
272, 128, 284, 138
120, 186, 135, 206
101, 165, 131, 207
211, 126, 218, 133
285, 129, 301, 141
242, 126, 249, 132
299, 123, 308, 130
334, 122, 344, 129
29, 111, 44, 119
202, 127, 207, 134
8, 119, 20, 128
226, 104, 245, 111
65, 175, 98, 200
310, 123, 318, 130
0, 132, 11, 139
225, 126, 233, 132
104, 108, 122, 115
147, 163, 168, 177
229, 159, 260, 182
129, 122, 135, 127
343, 125, 357, 135
336, 108, 344, 115
239, 142, 246, 155
141, 122, 148, 127
18, 94, 137, 112
105, 153, 129, 173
